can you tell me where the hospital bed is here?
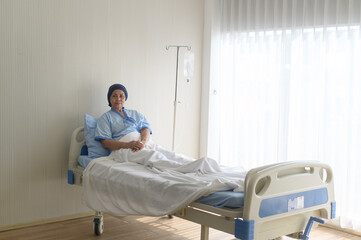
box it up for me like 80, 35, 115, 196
68, 126, 336, 240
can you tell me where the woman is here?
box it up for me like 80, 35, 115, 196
95, 83, 152, 152
95, 83, 224, 171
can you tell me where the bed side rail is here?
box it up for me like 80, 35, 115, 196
68, 126, 85, 185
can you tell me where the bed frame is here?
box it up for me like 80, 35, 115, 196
68, 126, 336, 240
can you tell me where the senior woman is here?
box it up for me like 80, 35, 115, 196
96, 83, 228, 174
95, 84, 151, 152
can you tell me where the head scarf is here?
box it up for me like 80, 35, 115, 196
107, 84, 128, 107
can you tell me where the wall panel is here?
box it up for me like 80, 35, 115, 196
0, 0, 204, 228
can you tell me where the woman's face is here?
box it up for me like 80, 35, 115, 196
110, 89, 126, 111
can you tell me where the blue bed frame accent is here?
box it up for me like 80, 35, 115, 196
68, 170, 74, 185
235, 219, 254, 240
259, 188, 328, 218
331, 201, 336, 219
80, 145, 88, 155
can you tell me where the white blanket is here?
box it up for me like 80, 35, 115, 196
82, 132, 246, 216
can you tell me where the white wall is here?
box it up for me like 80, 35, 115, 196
0, 0, 204, 228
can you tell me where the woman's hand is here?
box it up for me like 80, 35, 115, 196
128, 140, 145, 152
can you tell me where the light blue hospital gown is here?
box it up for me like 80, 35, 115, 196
95, 108, 152, 141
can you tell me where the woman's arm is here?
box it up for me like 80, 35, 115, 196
100, 139, 144, 152
140, 127, 150, 145
100, 126, 150, 152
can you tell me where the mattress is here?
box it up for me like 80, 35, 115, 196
195, 190, 244, 208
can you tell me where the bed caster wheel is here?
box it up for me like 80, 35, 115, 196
93, 216, 104, 235
286, 232, 302, 239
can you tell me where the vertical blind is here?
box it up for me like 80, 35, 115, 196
208, 0, 361, 232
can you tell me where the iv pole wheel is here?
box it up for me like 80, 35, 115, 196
93, 212, 104, 235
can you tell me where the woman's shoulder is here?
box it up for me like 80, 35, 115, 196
125, 109, 146, 120
99, 109, 114, 120
125, 108, 142, 115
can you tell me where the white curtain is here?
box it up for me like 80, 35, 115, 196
206, 0, 361, 232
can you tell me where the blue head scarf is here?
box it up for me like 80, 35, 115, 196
107, 84, 128, 107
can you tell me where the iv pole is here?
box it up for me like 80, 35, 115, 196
166, 45, 191, 151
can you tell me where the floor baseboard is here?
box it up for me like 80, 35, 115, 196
0, 211, 94, 232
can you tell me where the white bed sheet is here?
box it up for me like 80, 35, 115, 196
82, 132, 246, 216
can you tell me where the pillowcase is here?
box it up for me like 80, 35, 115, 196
84, 114, 110, 159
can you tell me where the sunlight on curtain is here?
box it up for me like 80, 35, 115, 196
210, 0, 361, 232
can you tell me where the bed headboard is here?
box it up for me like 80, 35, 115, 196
68, 126, 85, 171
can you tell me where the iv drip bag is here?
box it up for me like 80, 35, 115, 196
184, 51, 194, 80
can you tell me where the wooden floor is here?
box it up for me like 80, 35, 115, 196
0, 214, 360, 240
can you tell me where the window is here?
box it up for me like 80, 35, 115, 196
205, 0, 361, 231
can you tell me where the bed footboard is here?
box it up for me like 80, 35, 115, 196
238, 161, 335, 240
